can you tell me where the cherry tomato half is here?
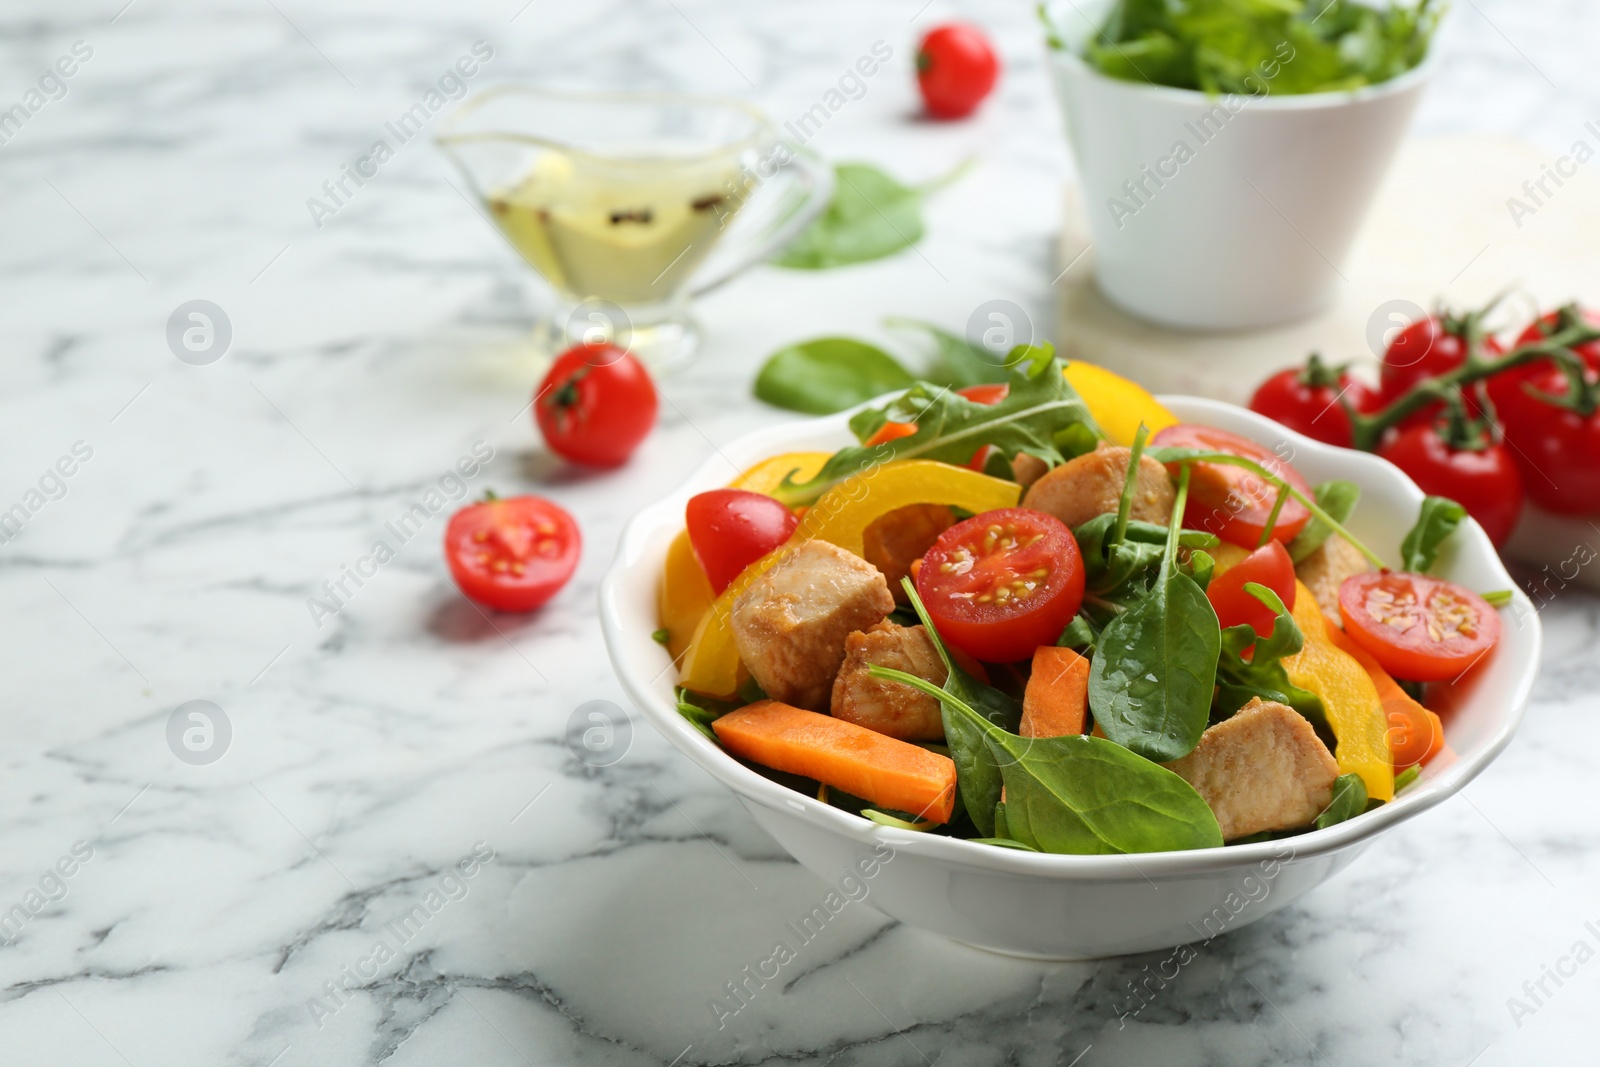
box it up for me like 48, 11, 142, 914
1249, 364, 1380, 449
1487, 309, 1600, 516
915, 508, 1084, 663
1205, 541, 1296, 648
1150, 424, 1313, 548
536, 343, 658, 467
685, 489, 800, 595
916, 23, 1000, 120
1338, 571, 1501, 682
1377, 424, 1524, 546
444, 495, 581, 612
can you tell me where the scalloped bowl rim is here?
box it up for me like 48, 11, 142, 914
599, 395, 1540, 882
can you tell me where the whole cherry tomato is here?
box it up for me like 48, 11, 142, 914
1339, 571, 1501, 682
1485, 308, 1600, 516
916, 23, 999, 120
1150, 424, 1315, 548
915, 508, 1083, 663
1380, 314, 1502, 425
1248, 357, 1380, 448
1205, 541, 1297, 650
1377, 424, 1524, 546
444, 495, 581, 612
536, 343, 658, 467
685, 489, 799, 594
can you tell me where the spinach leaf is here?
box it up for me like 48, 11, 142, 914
872, 666, 1221, 853
1400, 495, 1467, 574
993, 732, 1223, 853
1212, 583, 1330, 742
883, 316, 1013, 388
1057, 614, 1100, 653
1088, 467, 1221, 763
775, 160, 970, 270
1315, 773, 1369, 830
1076, 514, 1216, 599
753, 337, 915, 414
773, 346, 1100, 507
898, 578, 1019, 837
1288, 480, 1361, 564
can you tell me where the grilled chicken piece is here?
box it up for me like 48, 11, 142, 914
1010, 452, 1051, 490
1023, 443, 1174, 531
862, 504, 954, 604
1297, 535, 1370, 620
730, 541, 894, 712
831, 621, 984, 741
1164, 697, 1339, 841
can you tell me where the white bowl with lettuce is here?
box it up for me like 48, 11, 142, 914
1043, 0, 1441, 330
599, 388, 1538, 960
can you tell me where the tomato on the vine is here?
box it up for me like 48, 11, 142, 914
445, 495, 581, 612
1205, 541, 1296, 648
1338, 571, 1501, 682
916, 23, 999, 120
1150, 424, 1314, 548
915, 508, 1083, 663
1380, 314, 1502, 427
686, 489, 799, 594
1377, 424, 1524, 546
1249, 357, 1380, 448
536, 343, 658, 467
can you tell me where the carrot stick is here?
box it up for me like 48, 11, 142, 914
1326, 623, 1444, 768
713, 700, 957, 823
1020, 646, 1090, 739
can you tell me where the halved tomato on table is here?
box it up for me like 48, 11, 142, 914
914, 507, 1084, 663
1151, 424, 1313, 548
445, 494, 581, 612
1338, 571, 1501, 682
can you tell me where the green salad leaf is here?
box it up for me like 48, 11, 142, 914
1213, 583, 1331, 741
753, 337, 915, 414
1288, 480, 1361, 563
1400, 495, 1468, 574
1315, 773, 1369, 829
1053, 0, 1441, 96
771, 345, 1100, 507
884, 317, 1015, 388
775, 160, 971, 270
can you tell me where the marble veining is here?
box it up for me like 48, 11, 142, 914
1, 0, 1597, 1064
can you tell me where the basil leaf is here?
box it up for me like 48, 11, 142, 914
1400, 495, 1468, 574
753, 337, 915, 415
1288, 480, 1361, 564
992, 732, 1223, 853
775, 162, 934, 270
774, 346, 1100, 507
883, 317, 1012, 388
1315, 773, 1369, 830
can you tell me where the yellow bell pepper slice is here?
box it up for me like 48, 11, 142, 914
1064, 360, 1179, 447
657, 531, 715, 662
727, 451, 831, 496
680, 461, 1020, 698
1282, 579, 1394, 802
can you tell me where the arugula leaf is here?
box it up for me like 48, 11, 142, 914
775, 160, 970, 270
1288, 480, 1361, 564
1400, 496, 1468, 574
872, 665, 1222, 853
676, 687, 741, 740
1213, 584, 1331, 742
1315, 773, 1369, 830
753, 337, 915, 414
1088, 467, 1221, 762
1057, 614, 1100, 653
883, 317, 1014, 389
772, 346, 1100, 507
966, 837, 1040, 852
1394, 764, 1421, 792
899, 578, 1019, 838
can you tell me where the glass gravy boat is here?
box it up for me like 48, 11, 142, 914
438, 86, 831, 371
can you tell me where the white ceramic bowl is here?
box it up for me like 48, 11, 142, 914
599, 397, 1540, 959
1044, 0, 1435, 330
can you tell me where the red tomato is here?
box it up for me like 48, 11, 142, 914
1377, 424, 1524, 546
1149, 424, 1313, 548
1205, 541, 1296, 647
444, 495, 580, 612
1486, 309, 1600, 515
957, 383, 1010, 405
535, 344, 658, 467
916, 23, 999, 120
915, 508, 1084, 663
1248, 365, 1380, 448
864, 420, 917, 448
1380, 315, 1501, 425
685, 489, 799, 595
1339, 572, 1501, 682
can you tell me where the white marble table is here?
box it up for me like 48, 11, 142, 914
3, 1, 1597, 1064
